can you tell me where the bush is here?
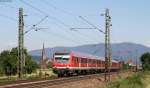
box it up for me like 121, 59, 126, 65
140, 52, 150, 71
105, 72, 144, 88
0, 48, 38, 76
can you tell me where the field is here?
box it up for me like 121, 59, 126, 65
104, 71, 150, 88
0, 69, 56, 84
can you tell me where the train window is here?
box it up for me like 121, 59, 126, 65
91, 59, 93, 64
55, 57, 69, 63
81, 59, 83, 63
80, 58, 87, 63
103, 61, 105, 65
85, 58, 87, 63
99, 61, 101, 64
54, 54, 70, 63
82, 58, 84, 63
91, 60, 93, 64
97, 60, 99, 64
88, 59, 90, 63
93, 60, 95, 64
87, 59, 88, 63
82, 59, 84, 63
93, 60, 94, 64
89, 59, 92, 64
76, 57, 79, 63
55, 57, 69, 60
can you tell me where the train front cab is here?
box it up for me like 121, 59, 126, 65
52, 52, 71, 77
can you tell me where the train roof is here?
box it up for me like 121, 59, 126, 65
54, 50, 119, 63
72, 51, 119, 63
71, 51, 105, 61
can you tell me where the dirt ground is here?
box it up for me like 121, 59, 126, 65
48, 78, 105, 88
47, 71, 132, 88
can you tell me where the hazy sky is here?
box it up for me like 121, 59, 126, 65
0, 0, 150, 52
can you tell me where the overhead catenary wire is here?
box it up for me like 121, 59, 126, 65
0, 3, 44, 19
79, 16, 105, 34
42, 0, 77, 16
0, 3, 25, 13
20, 0, 70, 28
21, 0, 67, 30
46, 19, 97, 43
0, 14, 17, 22
24, 16, 48, 34
0, 4, 18, 10
38, 29, 81, 45
20, 0, 48, 16
33, 16, 48, 27
0, 4, 38, 28
40, 0, 100, 42
21, 0, 98, 43
0, 13, 31, 28
0, 3, 49, 35
20, 0, 104, 47
1, 1, 108, 57
0, 1, 101, 49
20, 0, 83, 44
0, 0, 105, 59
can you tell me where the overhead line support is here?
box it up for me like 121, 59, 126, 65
18, 8, 25, 79
104, 8, 112, 82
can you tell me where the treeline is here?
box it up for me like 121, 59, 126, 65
140, 52, 150, 71
123, 52, 150, 71
104, 52, 150, 88
0, 48, 38, 76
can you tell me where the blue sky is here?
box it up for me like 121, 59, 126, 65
0, 0, 150, 52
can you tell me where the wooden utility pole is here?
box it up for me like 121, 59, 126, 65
18, 8, 24, 78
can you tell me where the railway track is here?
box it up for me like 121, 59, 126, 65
0, 72, 116, 88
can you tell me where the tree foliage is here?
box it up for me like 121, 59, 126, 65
47, 61, 53, 68
0, 48, 38, 76
140, 52, 150, 70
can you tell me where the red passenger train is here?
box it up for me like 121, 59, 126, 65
52, 51, 122, 77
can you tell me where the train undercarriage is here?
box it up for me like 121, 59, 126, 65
53, 67, 119, 77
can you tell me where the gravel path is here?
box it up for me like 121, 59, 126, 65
46, 71, 131, 88
47, 77, 105, 88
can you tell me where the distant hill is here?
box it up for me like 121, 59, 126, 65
29, 42, 150, 62
31, 56, 41, 63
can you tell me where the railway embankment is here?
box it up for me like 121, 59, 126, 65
0, 71, 134, 88
104, 71, 150, 88
47, 71, 132, 88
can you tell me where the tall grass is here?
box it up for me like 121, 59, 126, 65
105, 72, 145, 88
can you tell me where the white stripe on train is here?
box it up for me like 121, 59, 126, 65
53, 67, 119, 70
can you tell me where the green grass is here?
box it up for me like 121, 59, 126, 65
0, 77, 17, 84
104, 72, 146, 88
0, 70, 57, 84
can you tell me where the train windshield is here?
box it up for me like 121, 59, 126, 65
54, 54, 70, 63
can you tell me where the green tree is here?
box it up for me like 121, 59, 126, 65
25, 55, 38, 74
0, 47, 38, 76
47, 61, 53, 68
140, 52, 150, 70
0, 50, 15, 75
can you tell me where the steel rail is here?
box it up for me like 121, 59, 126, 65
0, 72, 117, 88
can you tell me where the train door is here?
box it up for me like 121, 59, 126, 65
76, 57, 79, 68
87, 58, 88, 68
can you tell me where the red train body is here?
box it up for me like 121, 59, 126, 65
52, 51, 122, 76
